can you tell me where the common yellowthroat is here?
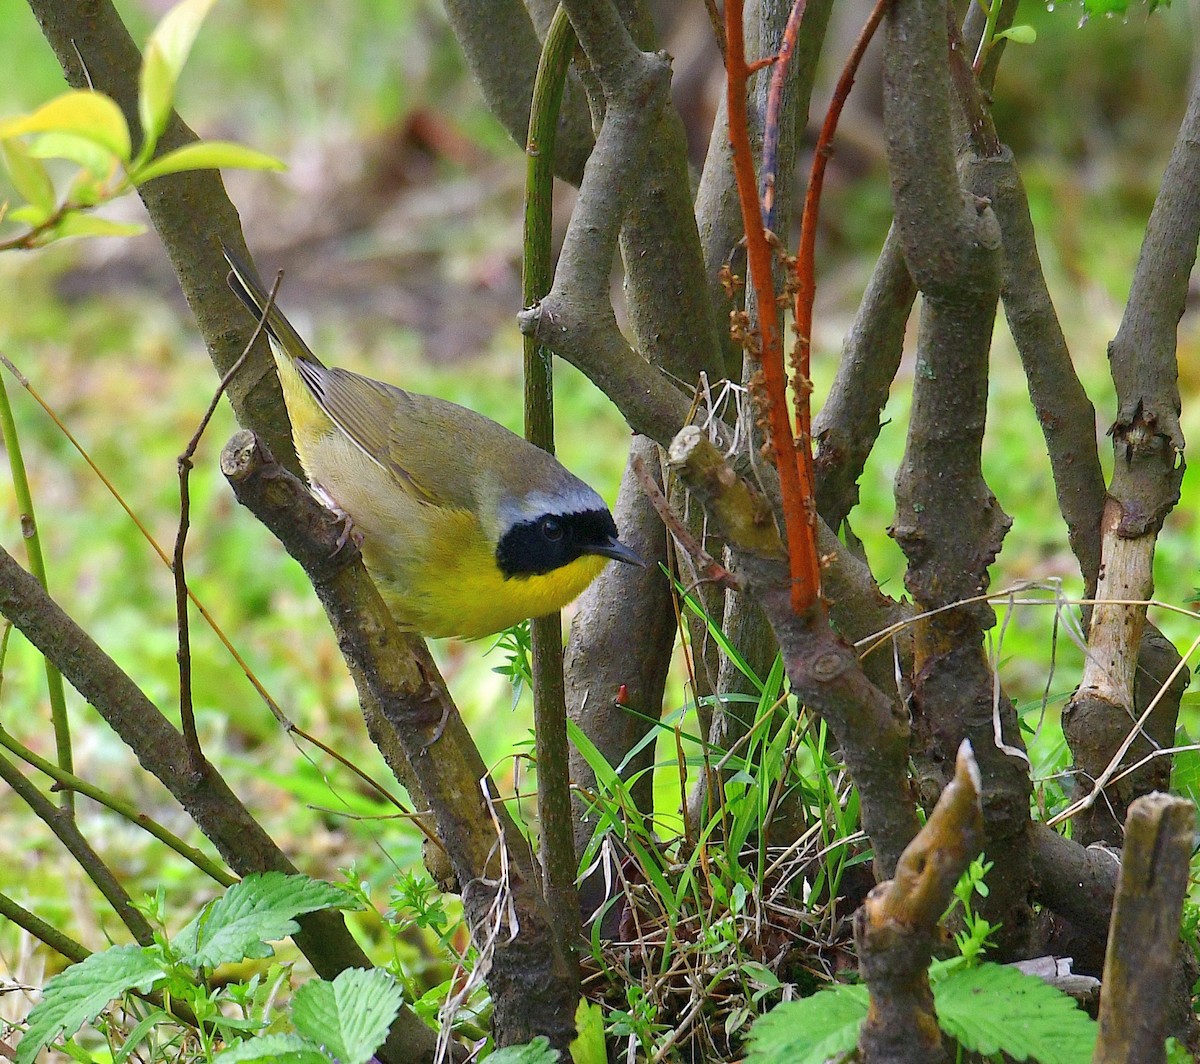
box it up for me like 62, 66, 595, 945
224, 248, 642, 639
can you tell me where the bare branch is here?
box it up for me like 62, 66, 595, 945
220, 431, 576, 1051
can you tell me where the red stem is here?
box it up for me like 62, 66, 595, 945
725, 0, 820, 614
792, 0, 890, 497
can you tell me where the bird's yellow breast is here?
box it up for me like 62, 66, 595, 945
370, 507, 609, 639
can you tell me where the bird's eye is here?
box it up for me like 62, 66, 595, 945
541, 516, 564, 541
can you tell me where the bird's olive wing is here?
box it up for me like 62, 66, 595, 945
299, 365, 438, 503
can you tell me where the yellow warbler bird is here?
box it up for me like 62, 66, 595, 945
224, 247, 642, 639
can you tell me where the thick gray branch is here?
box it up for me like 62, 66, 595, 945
441, 0, 593, 184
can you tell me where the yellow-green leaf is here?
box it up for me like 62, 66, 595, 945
8, 203, 52, 226
139, 0, 216, 147
29, 131, 118, 180
0, 91, 131, 161
996, 24, 1037, 44
132, 140, 286, 184
570, 1000, 607, 1064
2, 140, 55, 214
52, 213, 146, 241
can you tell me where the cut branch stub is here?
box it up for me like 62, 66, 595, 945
1094, 793, 1196, 1064
856, 740, 983, 1064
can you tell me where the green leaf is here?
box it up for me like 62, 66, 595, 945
15, 946, 164, 1064
290, 968, 403, 1064
139, 0, 216, 148
28, 131, 118, 178
0, 91, 130, 161
934, 963, 1097, 1063
570, 999, 606, 1064
996, 24, 1037, 44
213, 1033, 330, 1063
176, 872, 357, 969
131, 140, 286, 184
2, 140, 55, 214
745, 986, 869, 1064
52, 214, 147, 241
488, 1035, 560, 1064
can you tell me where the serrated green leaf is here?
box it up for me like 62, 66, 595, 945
52, 214, 146, 241
131, 140, 285, 184
2, 140, 55, 214
745, 987, 869, 1064
0, 92, 131, 161
15, 946, 165, 1064
996, 24, 1037, 44
570, 999, 606, 1064
488, 1035, 560, 1064
934, 963, 1096, 1063
213, 1033, 329, 1064
139, 0, 215, 147
291, 968, 403, 1064
176, 872, 357, 970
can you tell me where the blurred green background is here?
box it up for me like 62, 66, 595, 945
0, 0, 1196, 1004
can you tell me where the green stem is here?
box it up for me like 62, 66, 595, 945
523, 3, 584, 959
0, 723, 236, 886
0, 889, 90, 962
0, 749, 154, 944
0, 371, 73, 813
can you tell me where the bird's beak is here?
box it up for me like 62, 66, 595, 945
588, 537, 647, 568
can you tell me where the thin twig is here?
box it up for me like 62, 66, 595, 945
791, 0, 889, 467
0, 352, 290, 724
760, 0, 809, 230
631, 454, 740, 593
174, 273, 280, 770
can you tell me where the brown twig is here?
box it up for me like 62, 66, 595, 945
630, 453, 740, 594
174, 273, 278, 771
724, 0, 820, 615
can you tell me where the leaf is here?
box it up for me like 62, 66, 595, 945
745, 986, 869, 1064
176, 872, 357, 970
28, 131, 118, 178
996, 24, 1037, 44
213, 1033, 329, 1063
131, 140, 286, 184
290, 968, 404, 1064
52, 214, 147, 241
0, 91, 130, 161
15, 945, 164, 1064
934, 962, 1097, 1063
2, 140, 55, 214
570, 999, 606, 1064
139, 0, 216, 148
487, 1035, 560, 1064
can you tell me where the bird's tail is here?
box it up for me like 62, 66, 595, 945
222, 245, 326, 369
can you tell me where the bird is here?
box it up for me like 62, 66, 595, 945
223, 246, 643, 640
